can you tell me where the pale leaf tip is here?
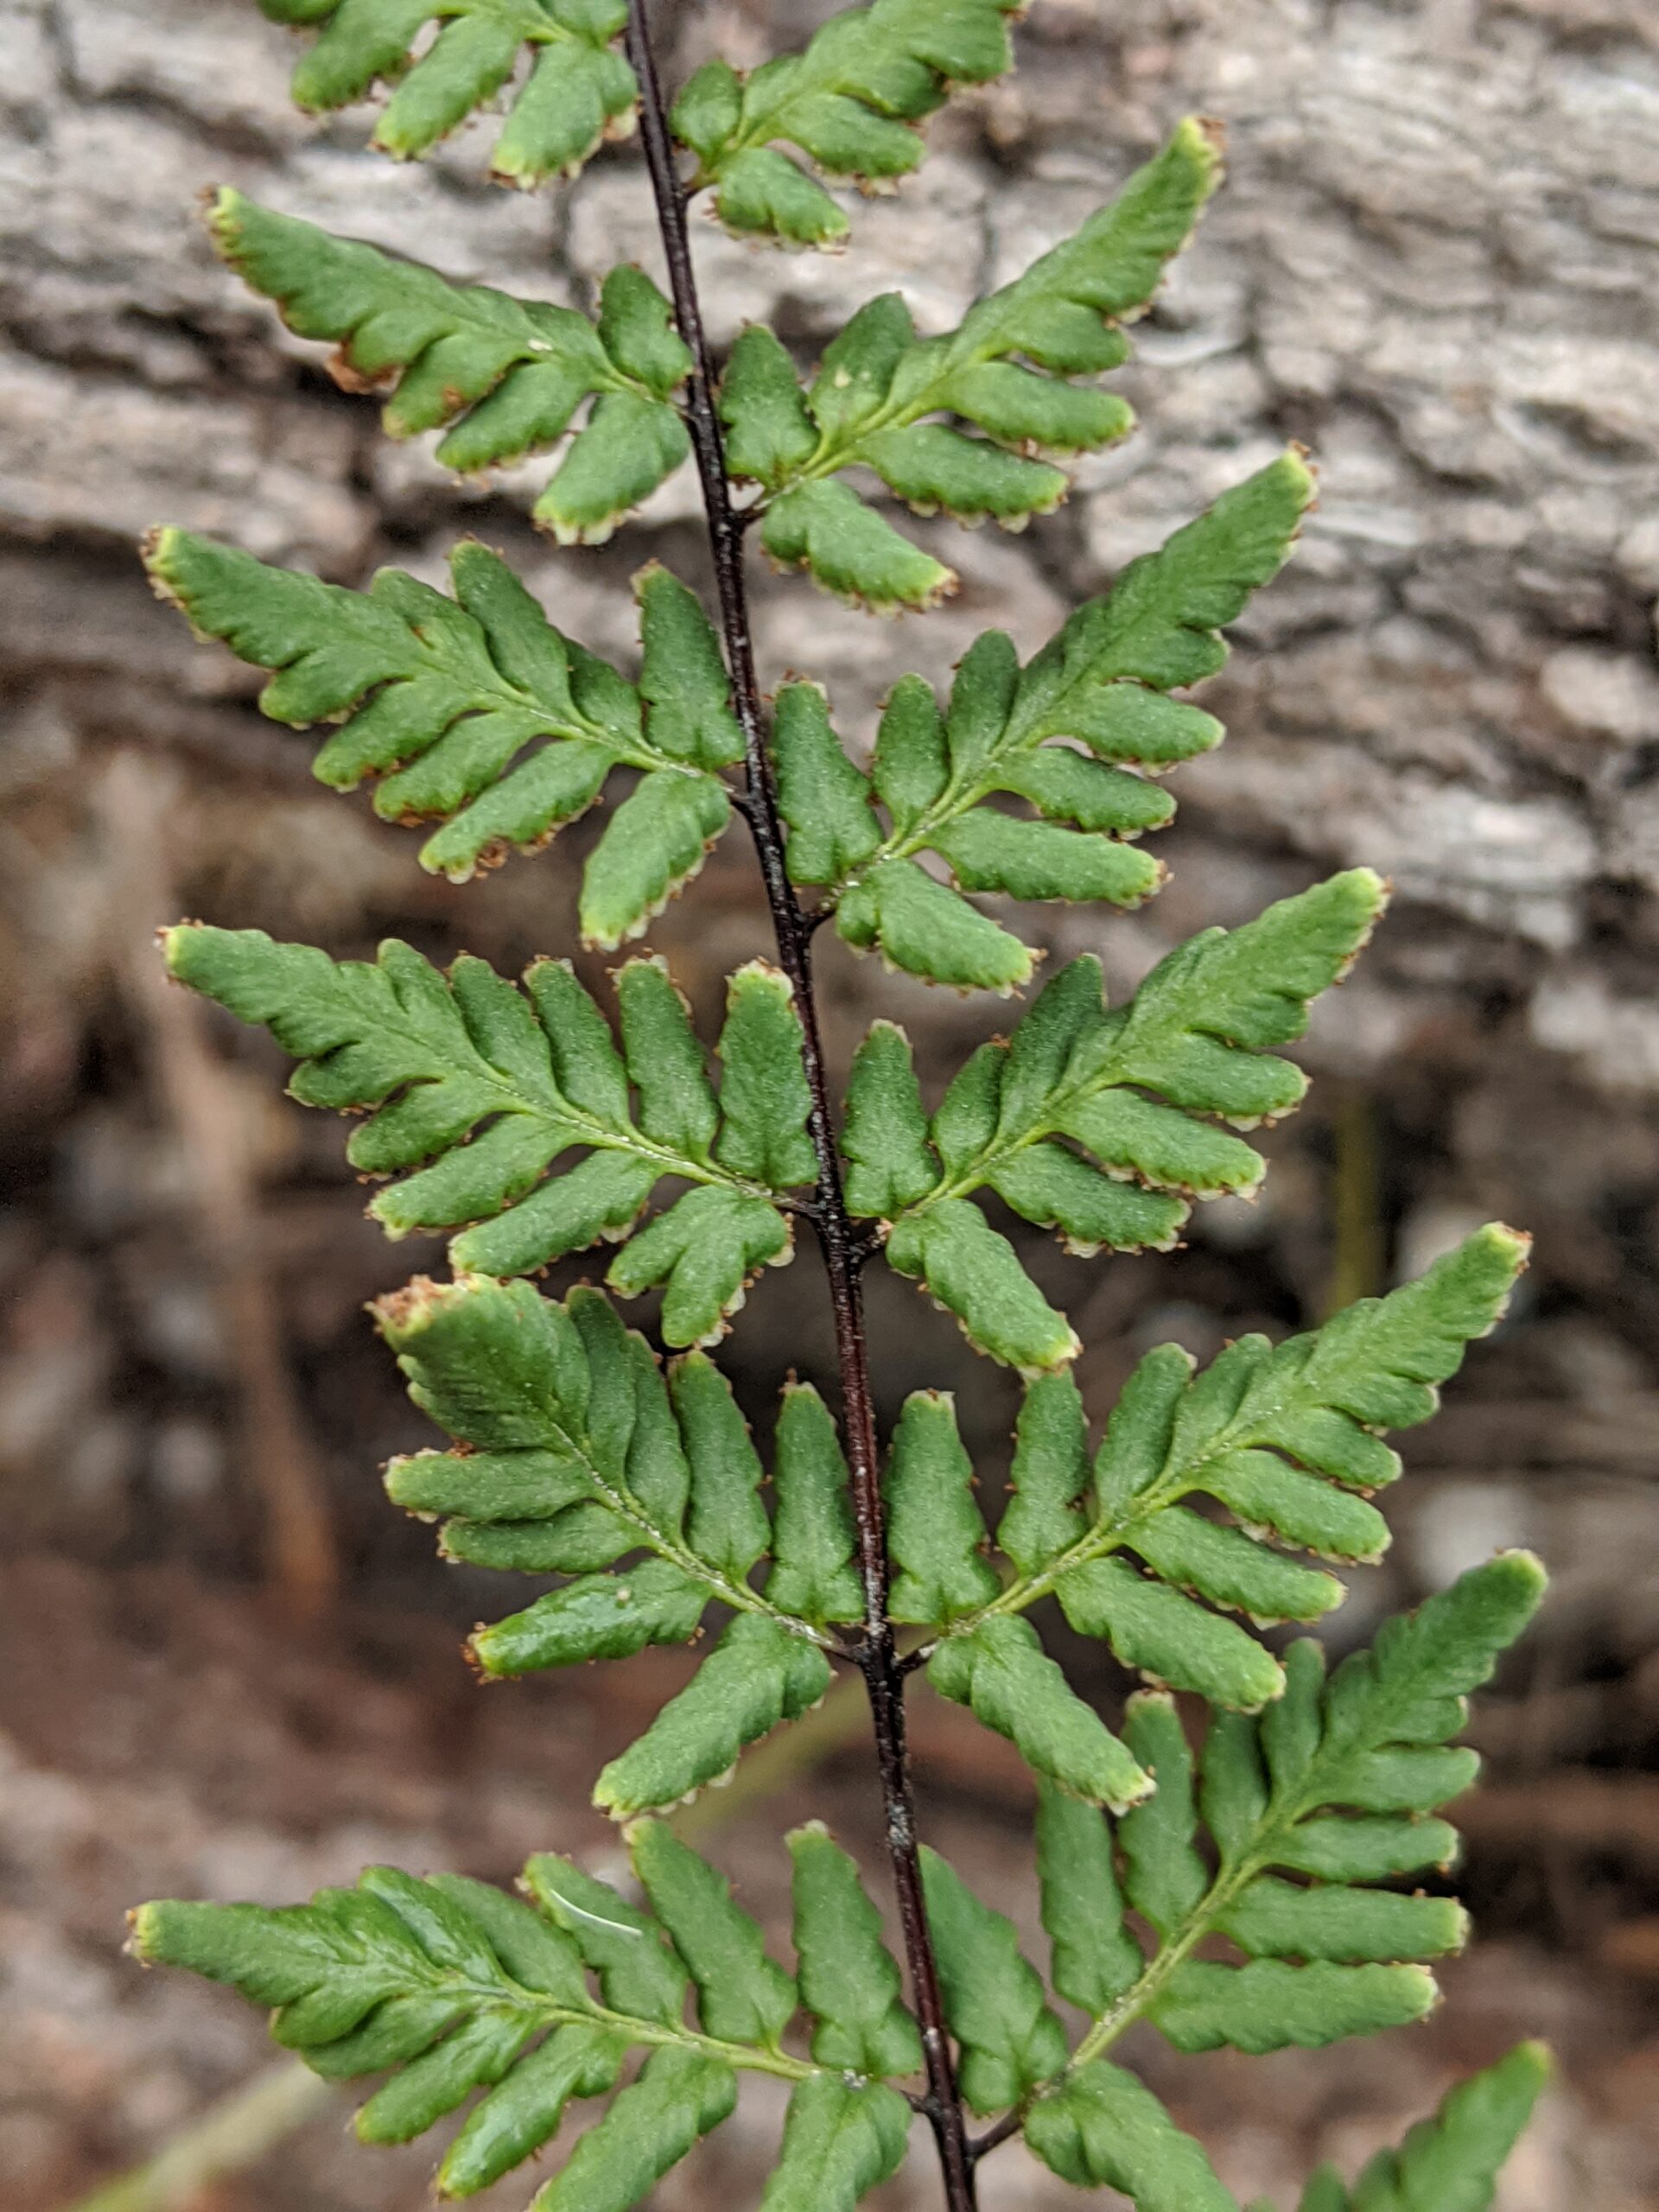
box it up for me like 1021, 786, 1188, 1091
1108, 1763, 1158, 1814
157, 921, 196, 976
1476, 1221, 1532, 1273
1510, 2038, 1555, 2084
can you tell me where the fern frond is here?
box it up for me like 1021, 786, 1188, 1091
1024, 2061, 1241, 2209
761, 2075, 912, 2211
166, 933, 814, 1334
377, 1238, 1521, 1815
1298, 2041, 1551, 2211
1019, 1552, 1544, 2095
148, 533, 736, 895
718, 124, 1222, 607
381, 1275, 785, 1623
131, 1820, 923, 2205
776, 455, 1313, 982
594, 1615, 835, 1820
251, 0, 636, 184
912, 1227, 1526, 1724
1046, 1225, 1527, 1704
853, 874, 1386, 1369
919, 1848, 1067, 2113
384, 1274, 862, 1636
122, 11, 1556, 2202
204, 192, 690, 539
883, 1389, 1153, 1806
378, 1272, 856, 1811
671, 0, 1023, 249
788, 1825, 924, 2076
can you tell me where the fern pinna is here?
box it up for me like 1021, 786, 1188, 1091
130, 4, 1552, 2206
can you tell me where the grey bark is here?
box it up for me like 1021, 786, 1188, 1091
3, 0, 1659, 1486
4, 0, 1658, 1048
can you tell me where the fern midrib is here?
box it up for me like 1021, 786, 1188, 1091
875, 1027, 1163, 1241
425, 694, 678, 785
811, 671, 1162, 912
397, 236, 657, 398
1037, 1726, 1399, 2098
239, 232, 654, 410
379, 627, 709, 793
790, 375, 978, 490
1067, 1831, 1271, 2072
376, 704, 691, 810
931, 1357, 1357, 1646
774, 325, 1065, 514
371, 1960, 820, 2083
931, 1446, 1235, 1644
491, 1, 585, 46
444, 334, 639, 401
625, 5, 986, 2190
351, 986, 791, 1211
417, 0, 567, 44
711, 22, 910, 168
518, 1380, 841, 1651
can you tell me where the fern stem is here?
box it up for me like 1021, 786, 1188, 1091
621, 9, 978, 2205
973, 1803, 1317, 2164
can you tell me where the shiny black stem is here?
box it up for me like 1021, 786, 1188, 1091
620, 9, 978, 2207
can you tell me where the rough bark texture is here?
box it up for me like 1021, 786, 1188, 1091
3, 0, 1657, 1720
6, 0, 1659, 1077
3, 0, 1658, 1843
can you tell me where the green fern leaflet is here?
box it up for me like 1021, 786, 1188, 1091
130, 4, 1556, 2208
